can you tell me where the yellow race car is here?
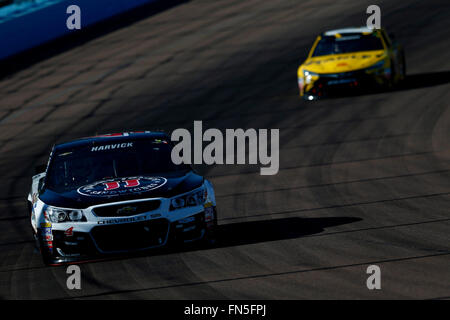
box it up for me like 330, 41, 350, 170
297, 27, 406, 100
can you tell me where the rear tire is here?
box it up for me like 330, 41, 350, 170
393, 51, 406, 87
399, 51, 406, 81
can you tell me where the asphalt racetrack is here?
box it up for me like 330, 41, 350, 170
0, 0, 449, 299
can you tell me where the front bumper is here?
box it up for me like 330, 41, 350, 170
301, 68, 391, 100
38, 209, 215, 265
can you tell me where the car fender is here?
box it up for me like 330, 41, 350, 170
28, 173, 45, 233
204, 179, 216, 207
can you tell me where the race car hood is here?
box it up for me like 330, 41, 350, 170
38, 170, 204, 209
301, 50, 386, 74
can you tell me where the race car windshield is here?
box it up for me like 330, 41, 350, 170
45, 138, 189, 193
312, 34, 384, 57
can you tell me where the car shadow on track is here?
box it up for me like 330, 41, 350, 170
396, 71, 450, 91
138, 216, 362, 257
317, 70, 450, 100
101, 216, 361, 263
98, 217, 362, 262
213, 216, 362, 248
171, 216, 362, 254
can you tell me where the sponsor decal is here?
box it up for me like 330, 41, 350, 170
153, 139, 168, 144
97, 216, 150, 224
41, 227, 52, 236
65, 227, 74, 237
204, 202, 213, 208
77, 176, 167, 197
97, 215, 149, 225
43, 241, 53, 248
91, 142, 133, 152
204, 206, 214, 222
40, 222, 52, 228
328, 78, 357, 85
44, 238, 54, 254
44, 235, 53, 241
116, 206, 137, 215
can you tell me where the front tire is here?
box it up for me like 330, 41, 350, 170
199, 207, 218, 247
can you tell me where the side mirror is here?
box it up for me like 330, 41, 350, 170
35, 164, 47, 174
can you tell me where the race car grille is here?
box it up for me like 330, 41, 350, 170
90, 219, 169, 253
92, 200, 161, 217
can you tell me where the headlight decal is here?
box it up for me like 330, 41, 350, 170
170, 188, 206, 211
45, 206, 86, 223
303, 70, 319, 83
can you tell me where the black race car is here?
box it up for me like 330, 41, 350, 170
28, 131, 218, 265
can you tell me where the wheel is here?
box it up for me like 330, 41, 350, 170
199, 208, 218, 248
392, 51, 406, 87
399, 51, 406, 80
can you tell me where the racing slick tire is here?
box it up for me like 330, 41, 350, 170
398, 51, 406, 82
392, 51, 406, 87
199, 208, 218, 248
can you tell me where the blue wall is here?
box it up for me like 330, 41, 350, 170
0, 0, 160, 60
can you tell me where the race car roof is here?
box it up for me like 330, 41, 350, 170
54, 131, 170, 152
323, 27, 374, 36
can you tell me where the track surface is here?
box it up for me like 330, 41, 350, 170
0, 0, 449, 299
